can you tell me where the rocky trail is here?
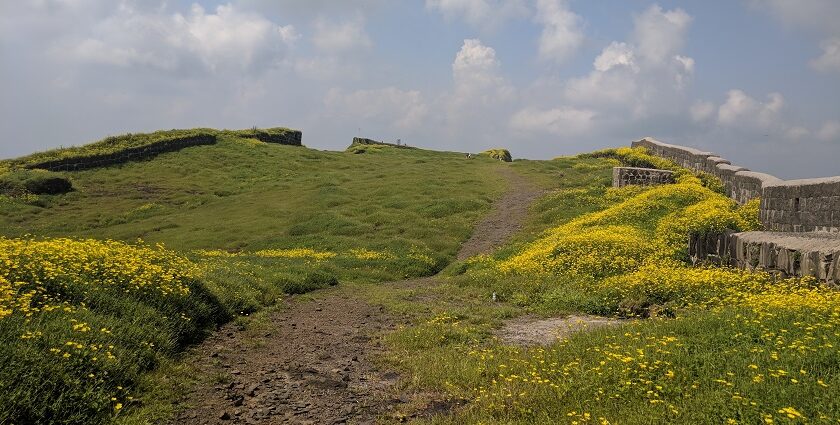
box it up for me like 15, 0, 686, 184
172, 169, 543, 425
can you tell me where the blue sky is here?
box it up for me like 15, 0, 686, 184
1, 0, 838, 179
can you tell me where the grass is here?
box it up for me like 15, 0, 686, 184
375, 149, 840, 424
2, 133, 838, 424
0, 130, 510, 423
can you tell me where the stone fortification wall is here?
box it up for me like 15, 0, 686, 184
612, 167, 675, 188
689, 231, 840, 284
762, 177, 840, 233
631, 137, 839, 233
247, 130, 302, 146
631, 137, 784, 204
25, 134, 217, 172
351, 137, 415, 149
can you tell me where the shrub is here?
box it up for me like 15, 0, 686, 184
0, 170, 73, 195
481, 149, 512, 162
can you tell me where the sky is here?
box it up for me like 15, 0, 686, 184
1, 0, 839, 179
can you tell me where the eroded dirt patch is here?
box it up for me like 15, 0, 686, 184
498, 315, 625, 346
174, 294, 412, 424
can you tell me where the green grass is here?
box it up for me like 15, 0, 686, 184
376, 152, 840, 424
3, 132, 838, 424
0, 130, 512, 424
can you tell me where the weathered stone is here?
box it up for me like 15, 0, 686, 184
693, 231, 840, 283
612, 167, 675, 188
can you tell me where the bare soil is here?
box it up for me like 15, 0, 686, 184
497, 315, 625, 346
171, 168, 542, 424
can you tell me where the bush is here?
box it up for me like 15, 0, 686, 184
0, 170, 72, 195
481, 149, 512, 162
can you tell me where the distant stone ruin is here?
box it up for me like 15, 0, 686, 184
612, 167, 675, 188
634, 137, 840, 283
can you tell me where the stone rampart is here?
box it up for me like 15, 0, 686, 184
25, 133, 217, 172
690, 231, 840, 284
248, 130, 302, 146
612, 167, 675, 188
631, 137, 839, 233
762, 177, 840, 233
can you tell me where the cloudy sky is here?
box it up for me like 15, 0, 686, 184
2, 0, 839, 179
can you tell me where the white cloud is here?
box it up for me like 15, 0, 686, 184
593, 42, 637, 72
278, 25, 302, 44
632, 5, 692, 64
810, 38, 840, 73
717, 89, 784, 130
440, 39, 516, 144
690, 100, 715, 122
673, 55, 694, 88
564, 68, 639, 108
560, 5, 694, 116
816, 120, 840, 142
56, 3, 296, 73
312, 15, 372, 52
324, 87, 428, 129
535, 0, 584, 63
509, 106, 596, 136
451, 39, 514, 105
425, 0, 528, 30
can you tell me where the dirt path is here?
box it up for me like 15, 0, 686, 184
172, 168, 542, 424
456, 168, 544, 260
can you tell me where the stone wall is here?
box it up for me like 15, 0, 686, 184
612, 167, 675, 188
247, 130, 302, 146
690, 231, 840, 284
351, 137, 415, 149
762, 177, 840, 233
631, 137, 840, 233
26, 133, 217, 172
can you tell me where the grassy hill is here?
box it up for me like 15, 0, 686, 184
0, 129, 530, 423
1, 130, 838, 424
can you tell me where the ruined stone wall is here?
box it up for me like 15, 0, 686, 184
25, 134, 217, 172
248, 130, 302, 146
612, 167, 675, 188
631, 137, 839, 233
